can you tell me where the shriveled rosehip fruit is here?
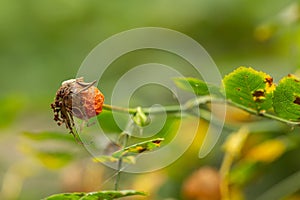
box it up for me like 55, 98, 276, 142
71, 82, 104, 120
51, 77, 104, 135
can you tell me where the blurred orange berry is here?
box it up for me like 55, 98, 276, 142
182, 167, 221, 200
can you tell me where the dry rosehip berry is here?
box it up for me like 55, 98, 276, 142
51, 77, 104, 137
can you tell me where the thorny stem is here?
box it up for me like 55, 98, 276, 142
102, 96, 300, 126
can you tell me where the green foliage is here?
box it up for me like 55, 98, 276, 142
35, 151, 74, 170
43, 190, 146, 200
273, 75, 300, 121
226, 132, 300, 186
2, 1, 299, 199
21, 131, 80, 169
175, 66, 300, 122
93, 138, 164, 165
223, 67, 275, 112
20, 141, 76, 169
173, 67, 300, 199
112, 138, 164, 158
173, 77, 223, 97
23, 131, 75, 142
25, 66, 300, 199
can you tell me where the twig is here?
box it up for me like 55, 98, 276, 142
114, 132, 129, 191
102, 96, 300, 127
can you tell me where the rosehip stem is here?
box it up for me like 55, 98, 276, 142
102, 104, 182, 114
101, 96, 218, 115
102, 96, 300, 127
101, 97, 215, 120
102, 104, 137, 114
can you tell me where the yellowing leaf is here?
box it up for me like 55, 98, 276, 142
245, 139, 286, 163
92, 139, 164, 164
223, 66, 275, 112
93, 155, 136, 164
43, 190, 146, 200
273, 74, 300, 121
22, 131, 75, 143
112, 138, 164, 158
223, 127, 249, 157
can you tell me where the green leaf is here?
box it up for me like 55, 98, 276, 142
112, 138, 164, 158
43, 190, 146, 200
19, 143, 75, 169
20, 142, 75, 169
35, 151, 74, 169
173, 77, 223, 97
223, 66, 275, 112
44, 192, 85, 200
273, 74, 300, 121
19, 139, 77, 169
22, 131, 75, 142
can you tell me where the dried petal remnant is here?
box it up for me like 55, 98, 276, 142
51, 77, 104, 136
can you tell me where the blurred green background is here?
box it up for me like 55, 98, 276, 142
1, 0, 300, 199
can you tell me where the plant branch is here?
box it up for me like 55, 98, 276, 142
227, 100, 300, 126
102, 96, 300, 126
102, 104, 182, 115
115, 132, 130, 191
102, 104, 137, 114
115, 157, 123, 191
